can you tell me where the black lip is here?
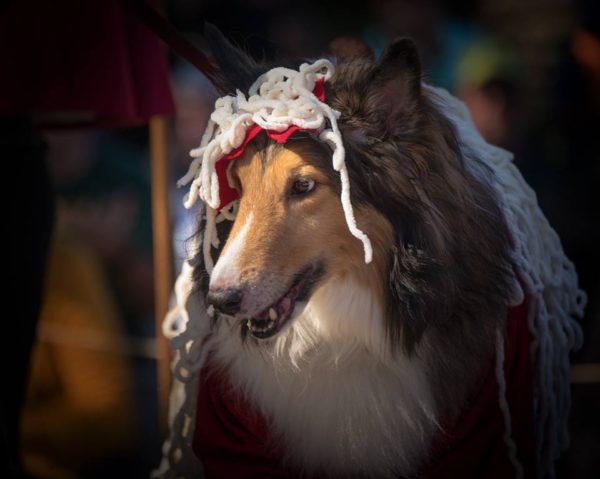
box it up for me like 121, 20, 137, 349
296, 262, 325, 302
242, 262, 325, 340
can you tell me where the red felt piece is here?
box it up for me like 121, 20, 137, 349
214, 78, 326, 210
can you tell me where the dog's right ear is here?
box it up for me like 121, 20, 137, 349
204, 23, 265, 95
374, 38, 421, 94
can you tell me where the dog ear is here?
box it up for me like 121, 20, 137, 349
204, 23, 266, 95
374, 37, 421, 95
367, 38, 422, 131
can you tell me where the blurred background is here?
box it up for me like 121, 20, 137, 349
2, 0, 599, 477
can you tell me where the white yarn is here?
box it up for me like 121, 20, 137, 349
152, 258, 212, 479
425, 85, 585, 478
177, 59, 373, 266
154, 80, 585, 478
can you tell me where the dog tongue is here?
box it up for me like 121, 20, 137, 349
251, 278, 305, 330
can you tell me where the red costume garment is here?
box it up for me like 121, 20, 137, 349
193, 302, 535, 478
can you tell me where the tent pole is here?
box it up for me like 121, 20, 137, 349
149, 115, 172, 433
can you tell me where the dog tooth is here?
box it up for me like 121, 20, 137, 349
269, 308, 277, 320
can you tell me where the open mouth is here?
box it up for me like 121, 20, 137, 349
244, 264, 322, 340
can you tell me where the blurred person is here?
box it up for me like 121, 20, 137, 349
19, 130, 155, 478
48, 129, 158, 336
454, 39, 524, 152
79, 131, 157, 336
21, 204, 136, 479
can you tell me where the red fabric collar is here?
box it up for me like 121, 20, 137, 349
193, 302, 535, 478
214, 79, 326, 210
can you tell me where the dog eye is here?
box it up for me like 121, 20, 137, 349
291, 178, 316, 196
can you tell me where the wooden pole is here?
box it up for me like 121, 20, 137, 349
149, 115, 172, 432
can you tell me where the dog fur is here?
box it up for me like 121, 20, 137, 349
192, 28, 516, 478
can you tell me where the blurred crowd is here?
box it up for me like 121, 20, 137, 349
2, 0, 598, 477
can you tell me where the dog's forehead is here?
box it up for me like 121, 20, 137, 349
232, 139, 332, 183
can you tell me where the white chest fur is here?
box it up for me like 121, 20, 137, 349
209, 279, 438, 478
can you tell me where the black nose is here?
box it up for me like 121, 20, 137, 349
207, 288, 243, 316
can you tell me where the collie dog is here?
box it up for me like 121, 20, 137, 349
156, 27, 585, 479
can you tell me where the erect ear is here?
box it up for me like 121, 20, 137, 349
367, 38, 422, 129
204, 23, 266, 95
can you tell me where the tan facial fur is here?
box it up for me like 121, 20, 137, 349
209, 139, 393, 318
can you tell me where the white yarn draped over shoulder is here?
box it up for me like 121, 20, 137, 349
425, 85, 585, 479
177, 59, 373, 270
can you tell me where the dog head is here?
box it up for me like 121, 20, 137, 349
197, 27, 513, 355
